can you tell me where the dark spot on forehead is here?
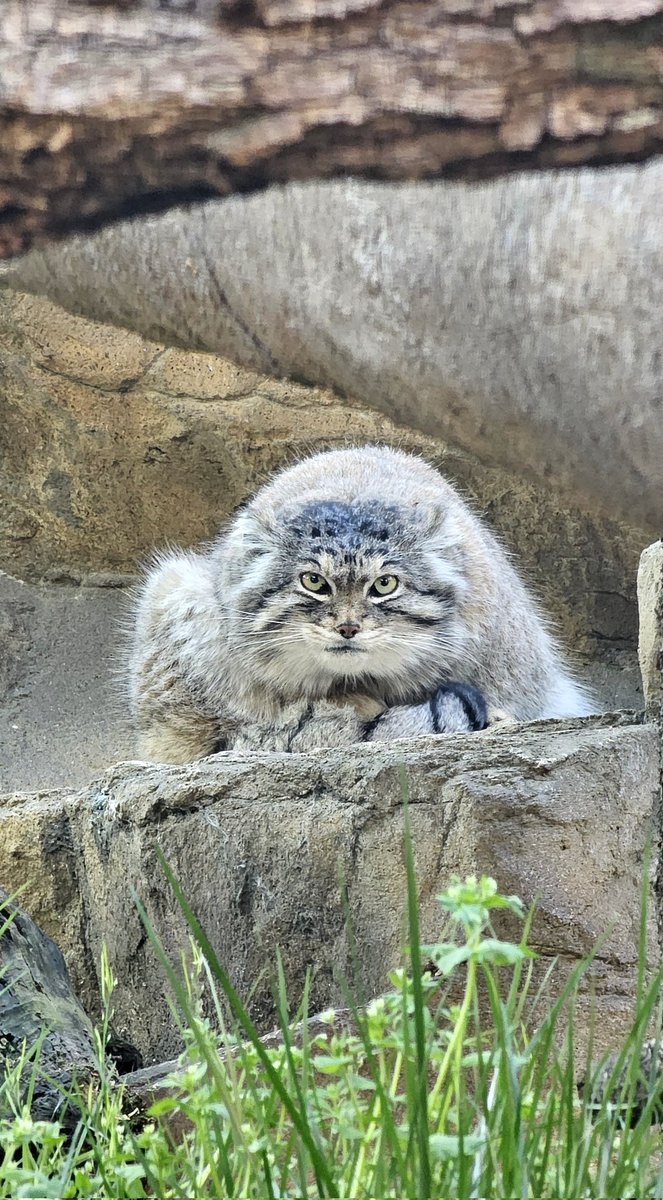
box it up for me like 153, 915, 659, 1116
286, 500, 403, 552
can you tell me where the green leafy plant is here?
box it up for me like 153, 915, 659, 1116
1, 811, 663, 1198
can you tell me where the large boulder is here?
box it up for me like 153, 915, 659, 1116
0, 715, 659, 1065
3, 169, 663, 529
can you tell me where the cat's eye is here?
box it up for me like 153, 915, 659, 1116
300, 571, 332, 595
370, 574, 399, 597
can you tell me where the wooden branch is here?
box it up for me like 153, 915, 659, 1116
2, 1, 663, 256
122, 1008, 359, 1140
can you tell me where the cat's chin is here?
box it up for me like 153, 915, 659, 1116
324, 644, 367, 655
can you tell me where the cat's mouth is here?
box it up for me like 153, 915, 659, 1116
326, 644, 366, 654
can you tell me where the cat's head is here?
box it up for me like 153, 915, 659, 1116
215, 499, 470, 703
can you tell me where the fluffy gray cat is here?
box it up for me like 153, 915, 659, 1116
128, 445, 593, 761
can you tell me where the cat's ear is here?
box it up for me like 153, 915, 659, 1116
414, 501, 447, 535
223, 496, 279, 538
415, 503, 469, 587
415, 502, 466, 551
226, 508, 277, 555
249, 504, 279, 536
212, 507, 278, 592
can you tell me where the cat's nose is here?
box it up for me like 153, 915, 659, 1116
337, 622, 361, 640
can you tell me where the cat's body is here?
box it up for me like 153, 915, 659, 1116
128, 446, 593, 762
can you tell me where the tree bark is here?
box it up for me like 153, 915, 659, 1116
0, 887, 98, 1126
2, 1, 663, 256
0, 888, 141, 1125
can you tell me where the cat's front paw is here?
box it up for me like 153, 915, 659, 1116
326, 693, 386, 721
486, 705, 517, 728
429, 682, 488, 733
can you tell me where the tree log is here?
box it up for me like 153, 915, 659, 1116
0, 888, 142, 1128
2, 1, 663, 256
0, 888, 99, 1125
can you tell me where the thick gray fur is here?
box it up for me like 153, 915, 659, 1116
128, 446, 593, 762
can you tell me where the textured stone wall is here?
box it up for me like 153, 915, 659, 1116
5, 169, 663, 530
0, 289, 649, 657
0, 716, 658, 1066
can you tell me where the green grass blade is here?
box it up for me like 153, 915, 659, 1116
151, 849, 337, 1198
400, 765, 431, 1200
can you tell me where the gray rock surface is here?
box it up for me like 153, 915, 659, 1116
0, 571, 133, 793
3, 168, 663, 528
0, 716, 659, 1065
